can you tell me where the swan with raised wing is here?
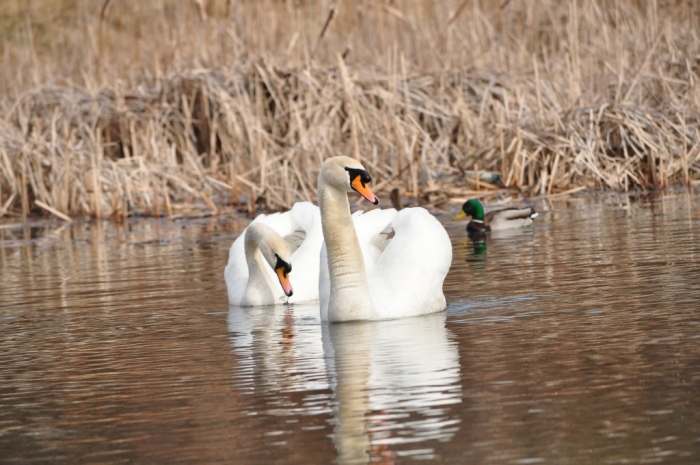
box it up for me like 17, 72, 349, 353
318, 156, 452, 322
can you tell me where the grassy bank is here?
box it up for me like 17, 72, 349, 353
1, 0, 699, 220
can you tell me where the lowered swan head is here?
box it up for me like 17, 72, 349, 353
243, 223, 293, 305
319, 156, 379, 205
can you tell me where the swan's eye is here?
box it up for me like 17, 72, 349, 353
275, 255, 292, 275
344, 167, 372, 186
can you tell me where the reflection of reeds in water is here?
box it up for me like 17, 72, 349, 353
1, 1, 699, 220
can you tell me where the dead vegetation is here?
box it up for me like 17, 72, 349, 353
1, 0, 699, 220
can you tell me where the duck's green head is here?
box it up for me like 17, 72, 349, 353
453, 199, 485, 221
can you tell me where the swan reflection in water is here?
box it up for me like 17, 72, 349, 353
228, 305, 462, 463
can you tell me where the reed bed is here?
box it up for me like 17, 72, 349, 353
1, 0, 699, 220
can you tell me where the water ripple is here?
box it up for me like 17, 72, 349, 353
2, 193, 700, 463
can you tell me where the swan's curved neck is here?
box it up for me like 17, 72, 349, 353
319, 183, 376, 321
242, 228, 276, 306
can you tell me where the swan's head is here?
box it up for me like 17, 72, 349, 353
247, 223, 294, 297
272, 253, 293, 297
320, 156, 379, 205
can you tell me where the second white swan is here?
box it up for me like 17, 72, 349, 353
224, 202, 323, 306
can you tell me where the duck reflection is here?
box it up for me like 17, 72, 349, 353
468, 233, 488, 257
464, 226, 537, 263
227, 307, 462, 464
323, 313, 462, 464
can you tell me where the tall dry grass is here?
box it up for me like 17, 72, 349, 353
1, 0, 699, 220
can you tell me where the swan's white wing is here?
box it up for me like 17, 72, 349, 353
287, 202, 323, 303
291, 202, 321, 230
284, 229, 306, 254
284, 202, 318, 255
368, 207, 452, 319
257, 210, 299, 237
352, 208, 397, 274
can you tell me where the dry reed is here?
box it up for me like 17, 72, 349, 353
0, 0, 699, 219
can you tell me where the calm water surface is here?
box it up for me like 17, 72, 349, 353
1, 193, 700, 464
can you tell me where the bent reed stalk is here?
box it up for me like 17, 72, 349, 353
0, 0, 699, 219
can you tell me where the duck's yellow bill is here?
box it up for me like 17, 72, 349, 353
275, 267, 293, 297
453, 210, 467, 221
351, 176, 379, 205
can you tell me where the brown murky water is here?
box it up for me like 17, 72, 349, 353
1, 192, 700, 464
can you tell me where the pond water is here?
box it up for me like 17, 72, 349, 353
1, 192, 699, 464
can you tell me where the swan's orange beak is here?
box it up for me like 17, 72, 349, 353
351, 176, 379, 205
275, 266, 293, 297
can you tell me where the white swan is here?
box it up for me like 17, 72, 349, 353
224, 202, 323, 306
318, 156, 453, 322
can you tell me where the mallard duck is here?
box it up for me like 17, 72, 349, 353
317, 156, 452, 322
224, 202, 323, 306
453, 199, 537, 233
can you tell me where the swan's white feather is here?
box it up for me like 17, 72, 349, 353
320, 206, 452, 321
366, 207, 452, 319
352, 208, 397, 272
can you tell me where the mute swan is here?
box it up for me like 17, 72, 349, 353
224, 202, 323, 306
453, 199, 537, 233
318, 156, 452, 322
